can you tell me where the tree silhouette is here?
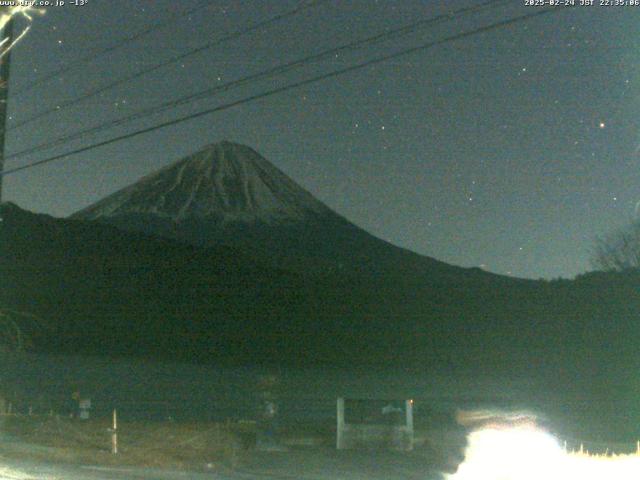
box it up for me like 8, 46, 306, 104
592, 221, 640, 272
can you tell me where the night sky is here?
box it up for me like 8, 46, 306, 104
2, 0, 639, 279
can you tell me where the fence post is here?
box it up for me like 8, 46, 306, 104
405, 399, 414, 451
111, 409, 118, 454
336, 397, 345, 450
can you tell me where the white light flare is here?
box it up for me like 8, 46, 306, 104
448, 424, 640, 480
0, 6, 44, 59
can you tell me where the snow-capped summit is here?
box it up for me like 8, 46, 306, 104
73, 141, 332, 225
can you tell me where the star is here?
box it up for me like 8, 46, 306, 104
599, 121, 606, 129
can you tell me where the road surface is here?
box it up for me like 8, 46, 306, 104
0, 447, 447, 480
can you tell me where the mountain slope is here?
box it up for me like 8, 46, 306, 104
0, 202, 555, 369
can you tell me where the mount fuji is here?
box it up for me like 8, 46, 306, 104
72, 141, 487, 281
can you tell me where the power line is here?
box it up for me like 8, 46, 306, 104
5, 0, 510, 161
6, 0, 330, 132
13, 0, 213, 97
0, 6, 568, 178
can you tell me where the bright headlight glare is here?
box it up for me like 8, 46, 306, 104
448, 424, 640, 480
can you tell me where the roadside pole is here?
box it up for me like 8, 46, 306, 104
111, 409, 118, 454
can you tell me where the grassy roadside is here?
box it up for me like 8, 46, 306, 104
0, 415, 246, 472
0, 414, 466, 476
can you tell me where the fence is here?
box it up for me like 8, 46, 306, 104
336, 398, 414, 450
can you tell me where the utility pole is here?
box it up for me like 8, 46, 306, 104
0, 10, 13, 203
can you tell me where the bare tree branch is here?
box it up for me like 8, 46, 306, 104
591, 222, 640, 272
